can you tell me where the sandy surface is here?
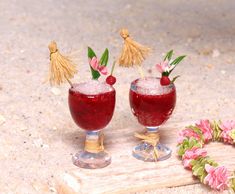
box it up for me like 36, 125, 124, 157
0, 0, 235, 193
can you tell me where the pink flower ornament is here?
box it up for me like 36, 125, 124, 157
156, 60, 175, 73
204, 164, 229, 191
89, 57, 108, 75
178, 120, 235, 192
182, 147, 207, 169
220, 120, 235, 144
177, 128, 201, 144
196, 120, 213, 142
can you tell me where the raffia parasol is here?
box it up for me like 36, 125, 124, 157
118, 28, 151, 68
48, 41, 77, 86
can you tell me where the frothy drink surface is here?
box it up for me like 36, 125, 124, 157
71, 80, 113, 95
135, 77, 173, 95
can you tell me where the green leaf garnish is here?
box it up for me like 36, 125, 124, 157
164, 50, 174, 61
170, 55, 186, 65
168, 55, 186, 75
171, 75, 180, 83
100, 48, 109, 66
88, 46, 96, 59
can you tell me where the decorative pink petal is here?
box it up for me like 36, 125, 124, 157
156, 63, 164, 73
205, 164, 213, 173
156, 61, 169, 73
220, 120, 235, 131
98, 66, 108, 75
219, 120, 235, 144
178, 128, 201, 141
177, 136, 185, 144
196, 120, 213, 142
89, 57, 99, 70
204, 165, 229, 191
182, 158, 193, 169
182, 148, 207, 169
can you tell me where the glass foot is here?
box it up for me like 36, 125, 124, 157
72, 150, 111, 169
132, 142, 172, 162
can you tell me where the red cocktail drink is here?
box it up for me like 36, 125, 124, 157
69, 83, 115, 130
130, 79, 176, 126
68, 80, 115, 169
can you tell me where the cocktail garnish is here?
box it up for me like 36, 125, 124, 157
156, 50, 186, 86
118, 28, 151, 77
48, 41, 77, 86
106, 61, 117, 86
88, 47, 109, 80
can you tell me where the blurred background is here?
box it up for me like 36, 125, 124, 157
0, 0, 235, 193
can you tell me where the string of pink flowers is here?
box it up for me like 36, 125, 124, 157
177, 119, 235, 192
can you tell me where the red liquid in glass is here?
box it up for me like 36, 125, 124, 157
129, 81, 176, 126
69, 85, 115, 131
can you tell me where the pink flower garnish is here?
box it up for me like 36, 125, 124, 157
182, 147, 207, 169
156, 61, 175, 73
89, 57, 108, 75
177, 128, 201, 144
196, 120, 213, 142
204, 164, 229, 191
220, 120, 235, 144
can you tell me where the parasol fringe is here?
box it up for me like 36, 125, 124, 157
118, 28, 151, 67
48, 41, 77, 86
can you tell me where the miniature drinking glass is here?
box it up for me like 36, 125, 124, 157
129, 77, 176, 162
69, 80, 115, 168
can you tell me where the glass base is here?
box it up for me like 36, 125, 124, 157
72, 150, 111, 169
132, 142, 172, 162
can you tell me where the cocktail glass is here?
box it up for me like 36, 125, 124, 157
69, 80, 115, 168
129, 77, 176, 161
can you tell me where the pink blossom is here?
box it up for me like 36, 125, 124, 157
156, 60, 175, 73
219, 120, 235, 144
204, 164, 229, 191
182, 147, 207, 169
196, 120, 213, 142
89, 57, 108, 75
156, 61, 169, 73
177, 128, 201, 144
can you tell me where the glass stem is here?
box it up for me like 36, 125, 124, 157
84, 130, 103, 153
146, 126, 160, 146
146, 126, 160, 133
